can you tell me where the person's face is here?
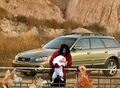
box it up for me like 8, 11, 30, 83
63, 48, 66, 55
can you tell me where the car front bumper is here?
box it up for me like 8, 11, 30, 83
12, 60, 40, 67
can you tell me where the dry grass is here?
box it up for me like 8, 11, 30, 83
0, 15, 80, 67
1, 31, 120, 67
0, 33, 53, 66
0, 17, 120, 67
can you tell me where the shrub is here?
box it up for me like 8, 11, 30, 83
12, 15, 27, 23
12, 15, 80, 29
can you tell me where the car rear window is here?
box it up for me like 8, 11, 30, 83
102, 38, 119, 48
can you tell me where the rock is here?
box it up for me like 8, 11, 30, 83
72, 27, 92, 33
66, 0, 120, 34
0, 0, 64, 22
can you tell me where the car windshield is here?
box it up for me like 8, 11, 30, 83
43, 37, 77, 49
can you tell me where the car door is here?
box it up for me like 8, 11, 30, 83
90, 38, 108, 65
71, 38, 93, 66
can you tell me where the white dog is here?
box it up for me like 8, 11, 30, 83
51, 55, 67, 84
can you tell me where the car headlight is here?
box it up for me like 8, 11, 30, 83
15, 54, 19, 61
34, 58, 42, 62
34, 56, 48, 62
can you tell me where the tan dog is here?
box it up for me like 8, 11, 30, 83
1, 68, 22, 88
1, 69, 16, 88
29, 75, 45, 88
74, 66, 95, 88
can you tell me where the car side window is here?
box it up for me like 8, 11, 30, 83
102, 38, 119, 48
90, 38, 104, 49
74, 38, 90, 50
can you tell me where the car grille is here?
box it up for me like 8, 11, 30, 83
17, 57, 30, 62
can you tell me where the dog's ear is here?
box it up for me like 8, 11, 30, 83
11, 68, 16, 75
10, 68, 16, 79
80, 66, 87, 71
5, 70, 11, 78
80, 66, 92, 76
80, 66, 87, 76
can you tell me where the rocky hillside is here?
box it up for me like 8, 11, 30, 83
0, 0, 65, 37
0, 0, 120, 37
0, 0, 63, 22
66, 0, 120, 34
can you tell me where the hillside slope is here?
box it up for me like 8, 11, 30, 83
0, 0, 64, 22
66, 0, 120, 33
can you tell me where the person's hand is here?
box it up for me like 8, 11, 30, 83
54, 63, 59, 68
65, 62, 67, 66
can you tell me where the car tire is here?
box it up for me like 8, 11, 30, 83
103, 59, 118, 76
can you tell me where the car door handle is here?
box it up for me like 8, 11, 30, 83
87, 52, 90, 54
105, 51, 108, 53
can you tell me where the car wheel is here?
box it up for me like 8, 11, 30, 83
103, 59, 118, 76
23, 71, 36, 76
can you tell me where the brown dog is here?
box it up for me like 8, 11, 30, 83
74, 66, 95, 88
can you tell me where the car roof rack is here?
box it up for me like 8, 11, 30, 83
64, 32, 107, 36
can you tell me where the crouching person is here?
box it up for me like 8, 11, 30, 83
49, 44, 72, 87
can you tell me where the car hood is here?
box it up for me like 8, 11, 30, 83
16, 48, 57, 59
